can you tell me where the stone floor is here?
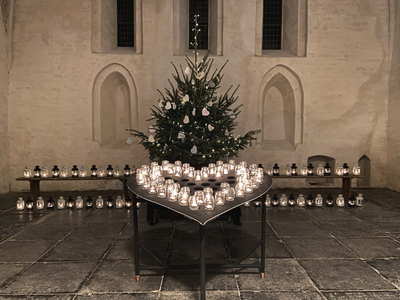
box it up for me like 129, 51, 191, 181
0, 187, 400, 299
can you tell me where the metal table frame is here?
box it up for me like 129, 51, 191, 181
128, 174, 272, 300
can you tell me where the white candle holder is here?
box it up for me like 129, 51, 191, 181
157, 184, 167, 198
189, 196, 199, 210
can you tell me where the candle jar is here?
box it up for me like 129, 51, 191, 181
23, 167, 32, 178
71, 165, 79, 177
348, 195, 356, 207
300, 164, 307, 176
208, 163, 216, 176
174, 160, 182, 167
216, 160, 224, 167
16, 197, 25, 210
288, 194, 296, 206
187, 167, 195, 178
342, 163, 350, 175
297, 194, 305, 207
239, 161, 247, 168
106, 196, 114, 208
136, 169, 144, 185
315, 194, 323, 206
264, 194, 271, 207
166, 163, 175, 175
249, 164, 258, 176
307, 163, 314, 176
125, 196, 132, 208
115, 196, 124, 208
229, 159, 236, 171
157, 176, 166, 186
96, 196, 104, 208
26, 197, 34, 210
106, 165, 114, 177
235, 164, 243, 176
215, 166, 223, 178
178, 187, 190, 206
162, 160, 170, 172
33, 165, 41, 177
79, 166, 87, 177
194, 170, 202, 181
151, 162, 159, 170
157, 184, 167, 198
148, 181, 157, 194
47, 197, 55, 209
271, 194, 279, 206
194, 190, 205, 206
284, 164, 291, 176
75, 196, 84, 209
272, 163, 280, 176
243, 201, 251, 207
279, 194, 288, 206
141, 177, 151, 190
336, 165, 344, 176
174, 165, 183, 177
165, 178, 174, 188
324, 163, 331, 176
114, 165, 121, 177
353, 163, 361, 176
204, 193, 215, 210
235, 182, 245, 197
251, 176, 260, 189
123, 164, 131, 176
223, 164, 230, 175
98, 165, 105, 177
266, 164, 273, 176
326, 194, 334, 206
182, 163, 190, 175
215, 191, 225, 205
86, 196, 93, 209
291, 163, 298, 176
67, 196, 75, 209
60, 165, 68, 177
168, 183, 180, 202
316, 164, 324, 176
189, 196, 199, 210
141, 165, 150, 176
201, 167, 209, 179
57, 196, 65, 209
306, 194, 314, 207
90, 165, 98, 177
52, 165, 60, 177
220, 182, 230, 193
355, 194, 364, 206
244, 179, 253, 194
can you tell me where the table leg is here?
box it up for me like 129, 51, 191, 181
342, 177, 351, 199
133, 194, 140, 281
30, 180, 40, 202
122, 179, 128, 202
260, 195, 266, 279
199, 224, 206, 300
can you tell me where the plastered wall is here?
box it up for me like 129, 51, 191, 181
6, 0, 393, 192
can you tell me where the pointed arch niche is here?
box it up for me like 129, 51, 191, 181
258, 65, 303, 151
93, 63, 138, 149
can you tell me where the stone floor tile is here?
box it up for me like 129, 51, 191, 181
323, 291, 400, 300
83, 209, 132, 223
168, 238, 228, 261
0, 263, 30, 288
269, 220, 331, 238
298, 259, 396, 291
173, 220, 224, 240
80, 260, 162, 293
227, 238, 292, 259
338, 237, 400, 258
240, 291, 325, 300
9, 222, 77, 241
264, 208, 311, 222
0, 241, 55, 262
75, 293, 158, 299
39, 238, 114, 262
0, 213, 44, 225
316, 220, 383, 237
222, 221, 277, 238
368, 221, 400, 233
303, 208, 357, 221
282, 237, 356, 259
0, 223, 32, 243
65, 222, 127, 240
1, 262, 97, 294
0, 295, 74, 299
120, 221, 175, 240
43, 209, 92, 224
236, 259, 315, 291
366, 258, 400, 288
159, 290, 240, 299
105, 239, 170, 261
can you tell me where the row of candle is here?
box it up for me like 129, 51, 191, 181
245, 193, 365, 208
16, 195, 138, 210
22, 164, 136, 178
136, 160, 264, 210
267, 163, 361, 176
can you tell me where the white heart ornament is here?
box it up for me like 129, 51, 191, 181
165, 102, 172, 110
202, 108, 210, 116
191, 146, 198, 154
148, 125, 156, 133
208, 124, 214, 131
178, 131, 185, 139
183, 115, 189, 124
192, 108, 196, 116
183, 94, 189, 102
126, 136, 133, 144
196, 71, 205, 80
148, 135, 155, 143
184, 67, 190, 75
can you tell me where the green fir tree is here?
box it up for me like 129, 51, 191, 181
128, 15, 260, 167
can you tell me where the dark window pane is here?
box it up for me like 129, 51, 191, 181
263, 0, 282, 50
189, 0, 209, 50
117, 0, 134, 47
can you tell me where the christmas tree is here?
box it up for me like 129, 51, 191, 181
128, 15, 260, 167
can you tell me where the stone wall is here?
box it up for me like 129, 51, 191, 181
7, 0, 392, 191
0, 2, 9, 193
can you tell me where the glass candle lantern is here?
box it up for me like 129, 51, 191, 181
306, 194, 314, 207
307, 163, 314, 176
300, 164, 307, 176
194, 170, 202, 181
136, 169, 145, 185
174, 165, 183, 177
162, 160, 169, 172
106, 165, 114, 177
244, 201, 251, 207
90, 165, 97, 177
166, 163, 175, 175
235, 164, 243, 176
220, 182, 230, 194
123, 164, 131, 176
216, 160, 224, 167
316, 164, 324, 176
208, 163, 216, 176
271, 194, 279, 206
47, 196, 54, 209
151, 161, 159, 170
265, 194, 271, 207
223, 164, 230, 175
266, 164, 273, 176
342, 163, 349, 175
288, 194, 296, 206
336, 165, 344, 175
249, 164, 258, 176
326, 194, 334, 206
244, 179, 253, 194
174, 160, 182, 167
291, 163, 298, 176
128, 165, 136, 175
79, 166, 87, 177
165, 178, 174, 188
324, 163, 331, 176
355, 194, 364, 206
41, 166, 49, 178
33, 165, 41, 177
235, 182, 245, 197
187, 167, 195, 178
194, 190, 205, 206
71, 165, 79, 177
156, 175, 165, 186
215, 166, 223, 178
204, 193, 215, 210
52, 165, 60, 177
96, 196, 104, 208
201, 167, 209, 179
279, 194, 288, 206
168, 183, 180, 202
57, 196, 65, 209
336, 194, 345, 207
284, 164, 291, 176
26, 197, 34, 210
75, 196, 84, 209
157, 184, 167, 198
148, 181, 157, 194
125, 196, 132, 208
251, 176, 260, 189
353, 163, 361, 176
189, 196, 199, 210
23, 167, 32, 178
106, 196, 114, 208
215, 191, 225, 205
229, 159, 236, 171
115, 196, 124, 208
315, 194, 323, 206
348, 195, 356, 207
60, 165, 68, 177
182, 163, 190, 175
178, 187, 190, 206
16, 197, 25, 210
253, 201, 261, 207
98, 165, 105, 177
272, 163, 280, 176
141, 177, 151, 190
297, 194, 305, 207
67, 196, 75, 209
86, 196, 93, 209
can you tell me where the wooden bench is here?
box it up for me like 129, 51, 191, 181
15, 176, 129, 203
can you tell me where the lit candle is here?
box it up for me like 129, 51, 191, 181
174, 165, 183, 177
215, 166, 223, 178
208, 163, 216, 176
16, 197, 25, 210
98, 165, 105, 177
189, 196, 199, 210
23, 167, 32, 178
115, 196, 124, 208
187, 167, 195, 178
178, 187, 190, 206
75, 196, 84, 209
157, 184, 167, 198
353, 163, 361, 175
228, 160, 236, 171
223, 164, 230, 175
194, 190, 204, 205
195, 170, 202, 181
162, 160, 170, 172
204, 193, 215, 210
235, 182, 245, 197
36, 196, 45, 210
168, 183, 180, 202
215, 191, 225, 205
148, 181, 157, 194
226, 187, 235, 201
245, 179, 253, 194
201, 167, 209, 179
